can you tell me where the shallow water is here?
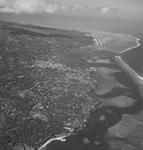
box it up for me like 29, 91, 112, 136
39, 41, 143, 150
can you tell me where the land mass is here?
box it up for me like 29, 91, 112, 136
0, 21, 142, 150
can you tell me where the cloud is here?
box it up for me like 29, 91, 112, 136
94, 6, 120, 17
0, 0, 120, 16
0, 0, 59, 14
0, 0, 89, 14
101, 7, 110, 14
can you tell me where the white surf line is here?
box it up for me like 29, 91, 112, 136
115, 56, 143, 85
120, 36, 141, 54
91, 33, 102, 46
38, 135, 67, 150
92, 31, 141, 54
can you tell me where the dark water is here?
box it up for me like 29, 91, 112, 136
43, 45, 143, 150
2, 14, 142, 35
122, 45, 143, 75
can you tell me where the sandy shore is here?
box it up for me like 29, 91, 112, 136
90, 31, 141, 54
120, 36, 141, 53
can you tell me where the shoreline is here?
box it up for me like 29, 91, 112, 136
114, 56, 143, 84
89, 31, 141, 54
120, 36, 141, 54
38, 34, 142, 150
38, 135, 67, 150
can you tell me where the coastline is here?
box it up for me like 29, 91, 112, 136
120, 36, 141, 54
89, 30, 141, 54
38, 135, 67, 150
114, 56, 143, 84
38, 34, 142, 150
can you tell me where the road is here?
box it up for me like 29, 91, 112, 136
91, 33, 102, 47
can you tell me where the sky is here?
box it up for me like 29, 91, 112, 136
0, 0, 142, 17
0, 0, 142, 33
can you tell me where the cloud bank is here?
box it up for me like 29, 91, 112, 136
0, 0, 89, 14
0, 0, 120, 16
0, 0, 59, 13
